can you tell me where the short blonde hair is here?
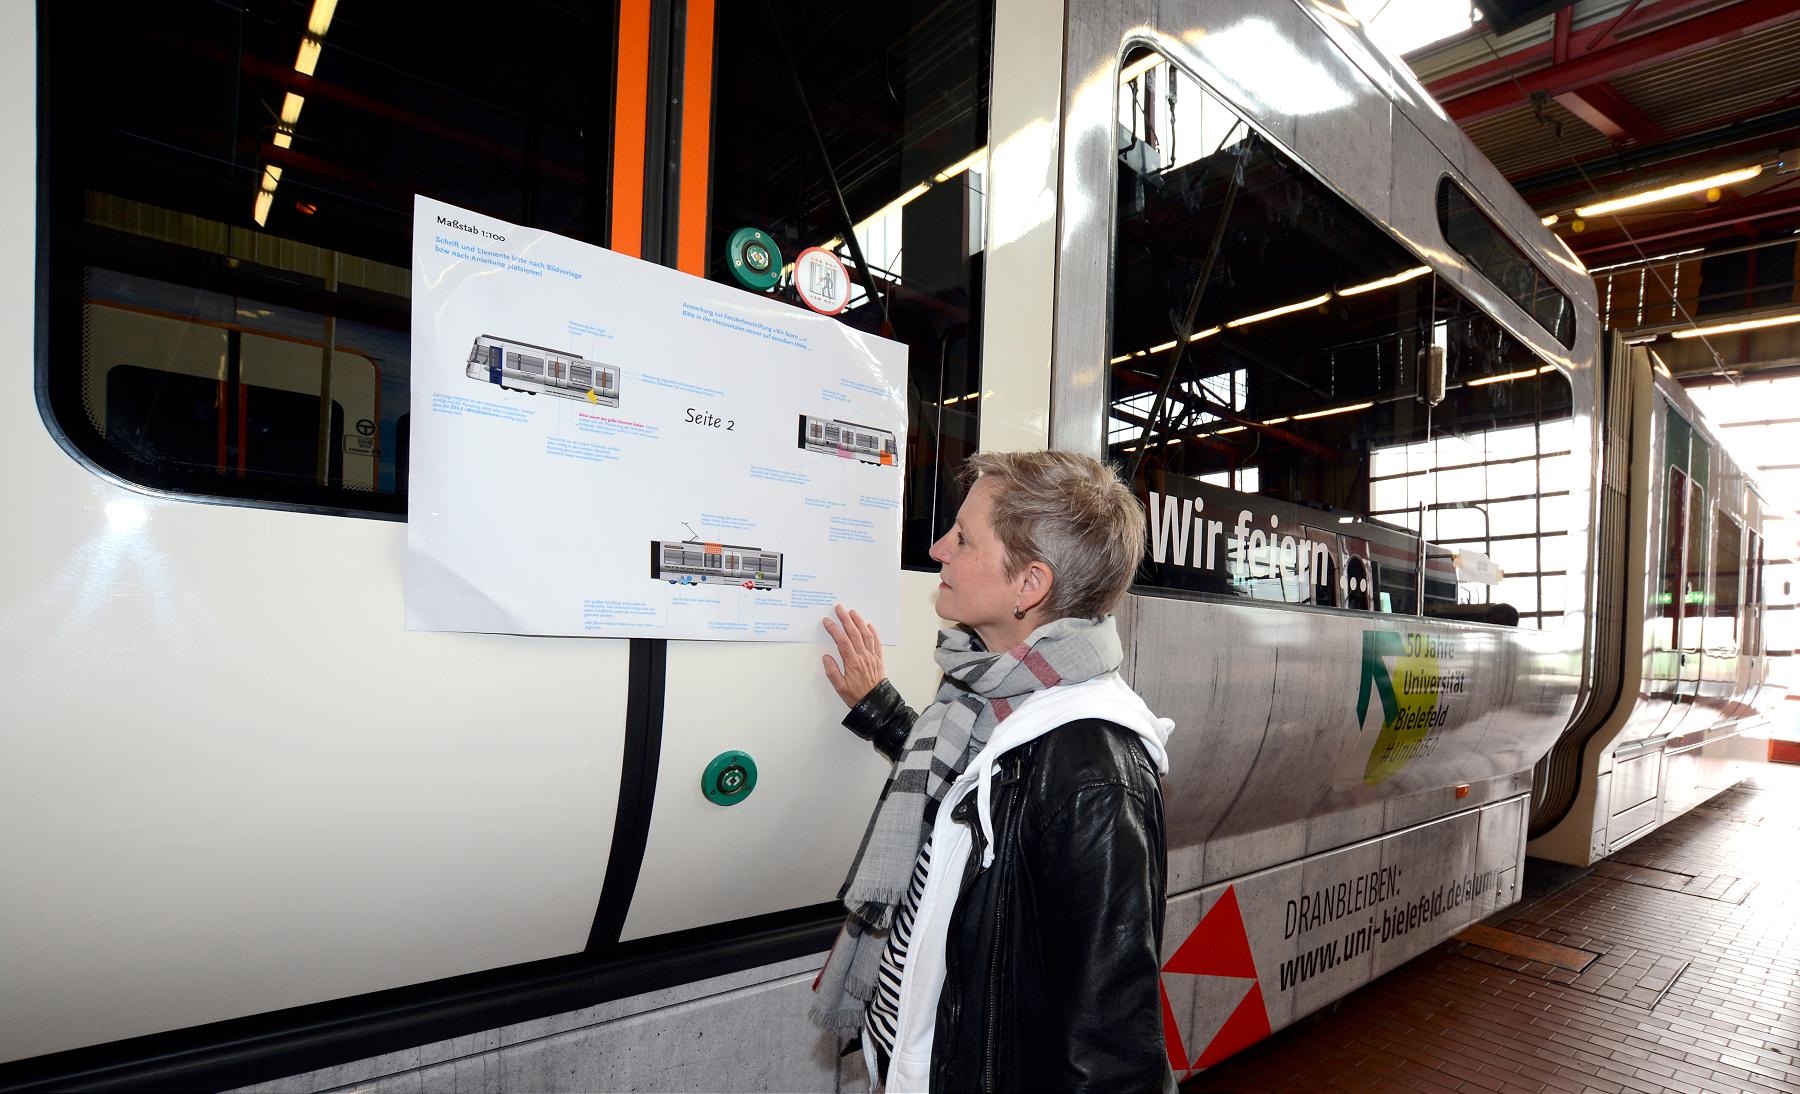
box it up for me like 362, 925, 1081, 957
960, 451, 1145, 619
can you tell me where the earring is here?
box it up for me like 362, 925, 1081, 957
1012, 605, 1026, 620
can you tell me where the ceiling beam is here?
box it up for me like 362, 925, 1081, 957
1430, 0, 1800, 125
1570, 188, 1800, 258
1552, 82, 1668, 143
1511, 103, 1800, 207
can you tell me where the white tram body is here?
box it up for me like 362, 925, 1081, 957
466, 334, 621, 406
0, 0, 1781, 1091
797, 413, 899, 466
650, 540, 784, 591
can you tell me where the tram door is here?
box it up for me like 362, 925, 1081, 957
1652, 406, 1709, 735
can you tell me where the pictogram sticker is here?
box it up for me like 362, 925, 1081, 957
1160, 885, 1274, 1077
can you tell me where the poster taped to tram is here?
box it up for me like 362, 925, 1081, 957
405, 196, 908, 642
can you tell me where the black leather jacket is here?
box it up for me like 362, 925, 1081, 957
845, 680, 1176, 1094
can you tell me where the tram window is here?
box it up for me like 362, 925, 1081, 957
1713, 509, 1743, 649
41, 1, 618, 516
706, 1, 991, 569
1112, 56, 1573, 627
1437, 180, 1576, 348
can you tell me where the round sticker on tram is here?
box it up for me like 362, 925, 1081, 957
793, 246, 852, 315
726, 227, 782, 292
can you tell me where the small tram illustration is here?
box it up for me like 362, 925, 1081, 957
797, 414, 897, 466
466, 334, 620, 406
650, 531, 783, 591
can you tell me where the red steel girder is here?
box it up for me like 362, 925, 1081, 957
1430, 0, 1800, 125
1553, 82, 1668, 142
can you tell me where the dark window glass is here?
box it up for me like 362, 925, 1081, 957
42, 1, 617, 516
1712, 508, 1742, 649
1113, 57, 1571, 627
1697, 242, 1798, 316
1437, 180, 1576, 349
706, 1, 990, 568
1682, 479, 1708, 654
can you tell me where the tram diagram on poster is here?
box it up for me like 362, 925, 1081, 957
405, 196, 908, 642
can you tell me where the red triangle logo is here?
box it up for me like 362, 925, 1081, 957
1192, 981, 1273, 1069
1158, 979, 1189, 1076
1164, 886, 1259, 979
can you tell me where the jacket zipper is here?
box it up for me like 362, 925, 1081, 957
981, 754, 1025, 1092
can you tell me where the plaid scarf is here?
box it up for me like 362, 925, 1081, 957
809, 614, 1124, 1037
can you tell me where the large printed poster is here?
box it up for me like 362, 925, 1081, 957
406, 197, 908, 641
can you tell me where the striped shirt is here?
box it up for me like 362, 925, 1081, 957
864, 836, 934, 1065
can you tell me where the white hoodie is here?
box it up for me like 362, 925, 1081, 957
869, 671, 1175, 1093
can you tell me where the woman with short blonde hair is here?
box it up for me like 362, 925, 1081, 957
815, 450, 1175, 1093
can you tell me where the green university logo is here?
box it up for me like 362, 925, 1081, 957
1356, 631, 1465, 785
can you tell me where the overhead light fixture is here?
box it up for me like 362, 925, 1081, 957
1225, 293, 1331, 328
1670, 311, 1800, 340
1262, 415, 1291, 426
1466, 364, 1555, 386
280, 92, 305, 125
307, 0, 338, 37
261, 164, 283, 191
272, 128, 294, 149
1293, 400, 1374, 420
1214, 425, 1247, 434
1119, 54, 1161, 85
1148, 339, 1177, 354
253, 190, 274, 227
1576, 165, 1763, 218
295, 37, 323, 76
1338, 267, 1430, 297
1189, 326, 1220, 342
934, 148, 988, 183
1540, 214, 1559, 227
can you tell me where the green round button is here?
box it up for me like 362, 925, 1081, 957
726, 227, 782, 291
702, 750, 758, 806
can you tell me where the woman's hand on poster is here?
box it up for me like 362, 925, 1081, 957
821, 603, 885, 709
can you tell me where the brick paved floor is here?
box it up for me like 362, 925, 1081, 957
1185, 763, 1800, 1094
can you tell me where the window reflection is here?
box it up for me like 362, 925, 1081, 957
707, 0, 991, 567
1112, 55, 1574, 627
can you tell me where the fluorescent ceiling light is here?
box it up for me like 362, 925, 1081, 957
272, 129, 294, 149
1576, 165, 1763, 218
1262, 416, 1291, 426
280, 93, 305, 125
1119, 54, 1161, 85
260, 164, 283, 191
1148, 339, 1177, 354
1293, 400, 1374, 420
307, 0, 338, 36
1338, 266, 1429, 297
1466, 364, 1555, 386
295, 37, 323, 76
1189, 326, 1220, 342
934, 148, 988, 183
253, 190, 274, 227
1214, 425, 1247, 434
1671, 311, 1800, 340
1225, 293, 1331, 328
1540, 214, 1559, 227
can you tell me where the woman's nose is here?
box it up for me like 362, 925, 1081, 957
928, 534, 949, 563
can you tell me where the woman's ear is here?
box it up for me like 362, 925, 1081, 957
1018, 560, 1054, 615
